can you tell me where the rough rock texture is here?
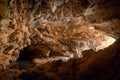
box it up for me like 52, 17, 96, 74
0, 0, 120, 80
0, 38, 119, 80
18, 38, 120, 80
0, 0, 118, 68
86, 0, 120, 38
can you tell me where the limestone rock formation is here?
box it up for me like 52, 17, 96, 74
0, 0, 120, 80
20, 39, 120, 80
0, 39, 119, 80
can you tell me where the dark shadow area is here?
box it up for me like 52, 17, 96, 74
18, 47, 33, 61
10, 47, 36, 70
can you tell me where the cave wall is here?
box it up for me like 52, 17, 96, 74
0, 36, 119, 80
0, 0, 120, 80
18, 38, 120, 80
0, 0, 120, 68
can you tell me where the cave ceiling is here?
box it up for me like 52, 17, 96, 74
0, 0, 120, 68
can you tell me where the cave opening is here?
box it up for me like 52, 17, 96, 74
18, 45, 51, 61
18, 47, 34, 61
13, 46, 37, 70
10, 53, 35, 70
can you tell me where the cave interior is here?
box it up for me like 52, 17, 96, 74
0, 0, 120, 80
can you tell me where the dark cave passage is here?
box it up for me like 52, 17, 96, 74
18, 47, 33, 61
12, 47, 36, 70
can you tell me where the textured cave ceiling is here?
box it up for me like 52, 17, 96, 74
0, 0, 120, 80
0, 0, 120, 67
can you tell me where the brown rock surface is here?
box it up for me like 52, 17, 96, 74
0, 0, 120, 80
18, 39, 120, 80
